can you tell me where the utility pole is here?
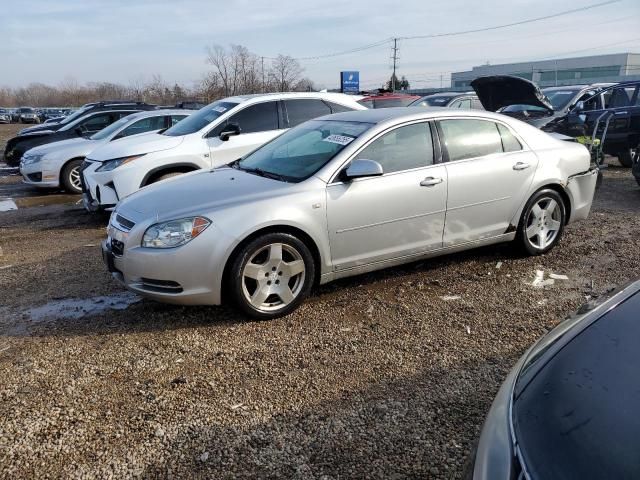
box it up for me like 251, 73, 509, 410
391, 38, 399, 91
261, 56, 265, 93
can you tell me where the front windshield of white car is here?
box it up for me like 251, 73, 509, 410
90, 116, 131, 140
235, 120, 373, 183
163, 101, 239, 136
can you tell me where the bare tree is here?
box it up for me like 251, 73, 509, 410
268, 55, 304, 92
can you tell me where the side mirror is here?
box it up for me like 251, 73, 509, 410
219, 123, 241, 141
344, 159, 384, 180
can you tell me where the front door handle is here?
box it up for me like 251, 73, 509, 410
420, 176, 443, 187
513, 162, 531, 171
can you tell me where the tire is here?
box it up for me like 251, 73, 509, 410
61, 159, 83, 194
516, 189, 566, 256
616, 149, 634, 168
229, 233, 315, 320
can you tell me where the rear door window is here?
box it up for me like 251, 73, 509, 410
284, 99, 332, 128
354, 122, 434, 173
439, 119, 504, 161
497, 124, 522, 152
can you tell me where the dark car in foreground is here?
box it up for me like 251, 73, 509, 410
466, 279, 640, 479
409, 92, 483, 109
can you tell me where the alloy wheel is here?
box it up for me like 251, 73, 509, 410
69, 166, 82, 192
525, 197, 562, 250
241, 242, 306, 312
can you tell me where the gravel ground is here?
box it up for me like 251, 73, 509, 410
0, 157, 639, 478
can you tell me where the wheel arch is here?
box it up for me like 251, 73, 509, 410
140, 163, 201, 187
220, 224, 323, 305
515, 182, 572, 230
59, 156, 86, 186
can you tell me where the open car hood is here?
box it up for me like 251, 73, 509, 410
471, 75, 554, 113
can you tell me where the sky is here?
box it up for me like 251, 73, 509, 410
1, 0, 638, 90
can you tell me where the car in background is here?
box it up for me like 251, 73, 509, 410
357, 92, 421, 109
465, 280, 640, 479
20, 110, 190, 194
4, 103, 157, 166
409, 92, 483, 109
101, 107, 597, 319
82, 92, 365, 211
17, 101, 156, 136
175, 101, 207, 110
17, 107, 40, 124
0, 109, 11, 124
40, 109, 67, 123
470, 76, 638, 166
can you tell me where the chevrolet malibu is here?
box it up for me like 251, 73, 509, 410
102, 108, 598, 319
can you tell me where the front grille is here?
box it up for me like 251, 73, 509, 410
139, 278, 183, 294
115, 214, 135, 231
27, 172, 42, 182
110, 238, 124, 256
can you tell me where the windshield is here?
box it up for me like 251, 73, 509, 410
411, 96, 454, 107
59, 106, 90, 125
19, 108, 35, 113
542, 88, 581, 110
89, 116, 131, 140
163, 101, 238, 136
236, 120, 373, 183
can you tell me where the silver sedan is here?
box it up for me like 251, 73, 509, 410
102, 108, 598, 319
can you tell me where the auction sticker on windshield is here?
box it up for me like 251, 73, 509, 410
212, 106, 228, 113
323, 134, 354, 146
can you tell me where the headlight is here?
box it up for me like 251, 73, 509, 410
96, 154, 146, 172
21, 153, 44, 165
142, 216, 211, 249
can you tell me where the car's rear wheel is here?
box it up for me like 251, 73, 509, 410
517, 189, 566, 255
616, 149, 635, 168
230, 233, 314, 319
61, 159, 83, 194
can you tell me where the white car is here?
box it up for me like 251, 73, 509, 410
81, 92, 366, 211
19, 110, 190, 193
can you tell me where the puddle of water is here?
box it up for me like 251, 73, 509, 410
0, 199, 18, 211
14, 194, 80, 208
26, 292, 140, 321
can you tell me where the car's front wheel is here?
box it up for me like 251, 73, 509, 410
616, 149, 635, 168
517, 189, 566, 255
229, 233, 315, 319
61, 159, 83, 194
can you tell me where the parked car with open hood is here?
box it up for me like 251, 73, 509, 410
470, 76, 639, 166
101, 107, 598, 319
20, 110, 190, 193
409, 92, 483, 109
465, 279, 640, 479
81, 92, 365, 211
4, 103, 156, 167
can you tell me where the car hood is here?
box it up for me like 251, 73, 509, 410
19, 124, 60, 135
29, 137, 100, 157
120, 166, 291, 219
87, 133, 184, 162
471, 75, 554, 113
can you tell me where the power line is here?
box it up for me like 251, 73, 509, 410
279, 0, 620, 62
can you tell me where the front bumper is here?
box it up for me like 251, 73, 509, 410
100, 223, 228, 306
81, 160, 118, 210
20, 161, 60, 188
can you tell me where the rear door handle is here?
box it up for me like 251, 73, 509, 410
513, 162, 531, 171
420, 176, 443, 187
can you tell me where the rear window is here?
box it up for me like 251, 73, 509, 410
513, 293, 640, 479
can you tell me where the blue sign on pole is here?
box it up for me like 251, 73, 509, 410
340, 71, 360, 93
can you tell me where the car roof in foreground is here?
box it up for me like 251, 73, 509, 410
316, 106, 510, 125
224, 92, 361, 103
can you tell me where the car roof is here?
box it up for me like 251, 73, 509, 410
359, 94, 420, 100
316, 106, 504, 125
224, 92, 361, 104
126, 109, 192, 119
